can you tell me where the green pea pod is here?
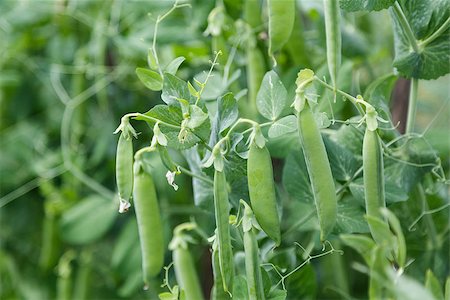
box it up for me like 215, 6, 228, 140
297, 102, 337, 241
323, 0, 341, 90
133, 162, 164, 286
246, 45, 265, 117
213, 170, 234, 293
173, 245, 204, 300
247, 143, 281, 245
242, 203, 265, 300
267, 0, 295, 64
211, 235, 231, 300
363, 128, 387, 239
39, 215, 60, 272
116, 132, 133, 206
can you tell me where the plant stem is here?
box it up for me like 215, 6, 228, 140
178, 166, 214, 185
392, 2, 419, 52
405, 78, 418, 135
314, 76, 365, 116
419, 16, 450, 48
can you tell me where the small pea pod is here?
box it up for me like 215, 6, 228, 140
323, 0, 341, 91
297, 102, 337, 241
133, 161, 164, 286
211, 232, 231, 300
213, 170, 234, 294
363, 127, 387, 240
171, 225, 205, 300
246, 44, 266, 117
39, 214, 60, 272
116, 132, 133, 212
242, 202, 265, 300
247, 142, 281, 245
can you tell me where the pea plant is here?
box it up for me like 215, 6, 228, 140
113, 0, 449, 299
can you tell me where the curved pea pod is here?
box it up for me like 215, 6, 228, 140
363, 128, 387, 240
297, 102, 337, 241
213, 170, 234, 294
247, 143, 281, 245
116, 132, 133, 212
133, 162, 164, 286
242, 203, 265, 300
173, 244, 204, 300
323, 0, 341, 90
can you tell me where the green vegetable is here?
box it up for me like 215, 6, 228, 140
323, 0, 341, 90
247, 142, 281, 245
133, 161, 164, 286
213, 170, 234, 293
242, 201, 265, 300
267, 0, 295, 64
116, 132, 134, 212
297, 102, 337, 241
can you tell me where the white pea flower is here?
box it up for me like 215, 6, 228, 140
166, 169, 179, 191
118, 199, 131, 213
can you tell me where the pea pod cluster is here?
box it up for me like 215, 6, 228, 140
132, 161, 164, 286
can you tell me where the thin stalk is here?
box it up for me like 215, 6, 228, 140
314, 76, 365, 116
392, 2, 419, 52
419, 16, 450, 48
178, 166, 213, 185
405, 78, 418, 135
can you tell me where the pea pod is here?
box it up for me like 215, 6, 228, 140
323, 0, 341, 90
133, 162, 164, 286
213, 170, 234, 293
39, 214, 60, 272
116, 132, 133, 211
363, 128, 387, 239
242, 202, 265, 300
297, 102, 337, 241
247, 142, 281, 245
246, 45, 265, 117
267, 0, 295, 64
172, 237, 204, 300
211, 232, 231, 300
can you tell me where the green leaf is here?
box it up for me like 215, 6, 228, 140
161, 73, 193, 105
232, 275, 249, 300
425, 269, 445, 300
340, 0, 395, 12
366, 215, 396, 251
135, 68, 163, 91
60, 195, 117, 245
267, 288, 287, 300
335, 196, 370, 234
340, 234, 376, 264
256, 70, 287, 121
147, 48, 158, 70
381, 208, 406, 268
183, 148, 214, 208
268, 115, 297, 138
323, 136, 360, 182
349, 177, 409, 204
391, 0, 450, 79
282, 149, 314, 204
386, 269, 436, 300
164, 56, 185, 75
185, 105, 208, 130
216, 93, 239, 134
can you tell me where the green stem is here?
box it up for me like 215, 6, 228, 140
178, 166, 214, 185
392, 2, 419, 52
314, 76, 365, 115
419, 16, 450, 48
405, 78, 418, 134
